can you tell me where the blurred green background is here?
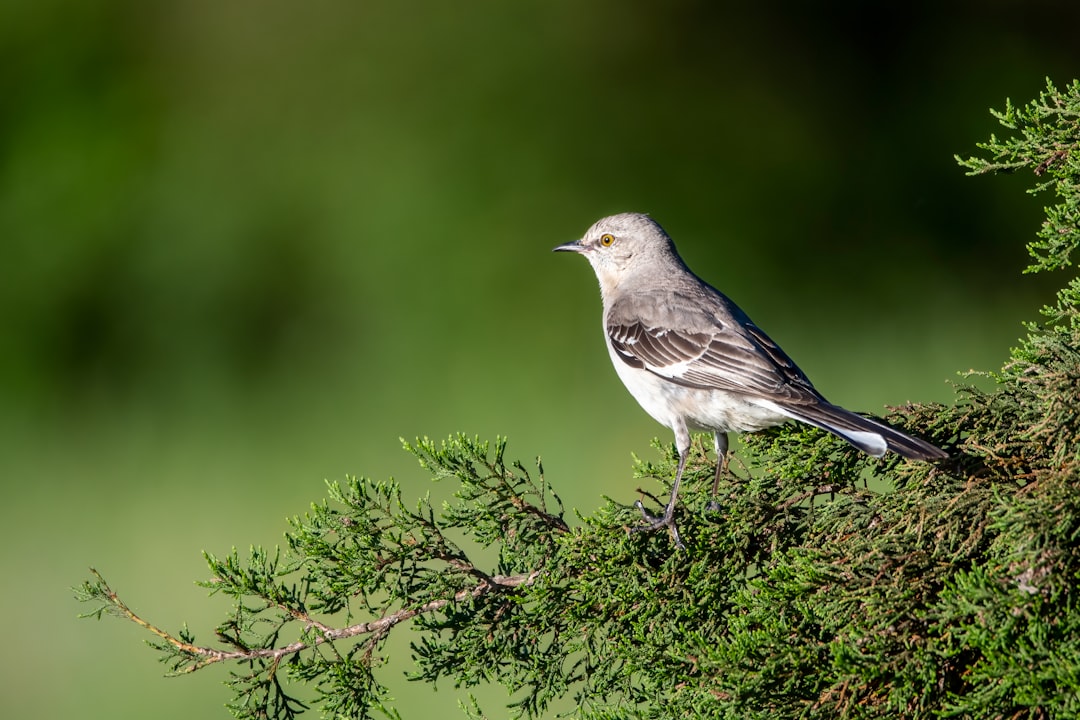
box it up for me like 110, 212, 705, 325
3, 1, 1078, 717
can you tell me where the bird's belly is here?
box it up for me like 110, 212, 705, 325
610, 354, 787, 433
678, 387, 787, 433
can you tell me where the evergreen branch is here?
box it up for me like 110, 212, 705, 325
956, 78, 1080, 273
78, 568, 203, 660
80, 567, 539, 673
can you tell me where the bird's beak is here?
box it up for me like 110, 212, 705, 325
553, 239, 585, 253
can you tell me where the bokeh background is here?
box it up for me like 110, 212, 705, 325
3, 1, 1079, 717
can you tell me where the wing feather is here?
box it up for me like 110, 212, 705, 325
606, 290, 822, 404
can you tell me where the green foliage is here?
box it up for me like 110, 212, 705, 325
957, 78, 1080, 273
77, 80, 1080, 718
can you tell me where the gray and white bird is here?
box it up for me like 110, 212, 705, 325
554, 212, 947, 548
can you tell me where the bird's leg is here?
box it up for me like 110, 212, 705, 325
633, 451, 686, 549
706, 432, 729, 513
633, 424, 690, 549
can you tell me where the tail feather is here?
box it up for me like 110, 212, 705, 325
768, 401, 947, 461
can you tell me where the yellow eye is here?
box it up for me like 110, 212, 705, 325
600, 233, 615, 247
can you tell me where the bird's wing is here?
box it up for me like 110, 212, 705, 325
606, 289, 822, 404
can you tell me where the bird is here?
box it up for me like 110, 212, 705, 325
553, 212, 947, 548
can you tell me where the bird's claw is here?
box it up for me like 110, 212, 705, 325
631, 500, 685, 550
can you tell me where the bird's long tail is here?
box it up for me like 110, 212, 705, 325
772, 401, 947, 460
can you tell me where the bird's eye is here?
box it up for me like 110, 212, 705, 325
600, 233, 615, 247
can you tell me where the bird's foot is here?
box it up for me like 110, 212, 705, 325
632, 500, 685, 550
705, 498, 723, 513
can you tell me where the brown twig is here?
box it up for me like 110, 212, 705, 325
90, 568, 540, 673
777, 484, 842, 512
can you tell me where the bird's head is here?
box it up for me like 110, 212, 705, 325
553, 213, 682, 292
